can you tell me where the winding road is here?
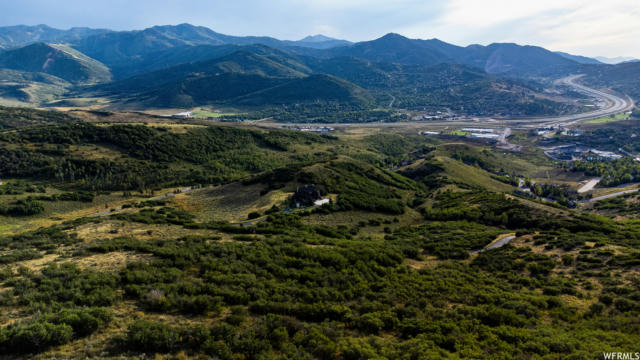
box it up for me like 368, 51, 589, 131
257, 74, 633, 130
517, 75, 634, 128
582, 188, 640, 203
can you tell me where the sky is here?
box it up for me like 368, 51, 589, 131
1, 0, 639, 58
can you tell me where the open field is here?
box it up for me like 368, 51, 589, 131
584, 112, 631, 124
191, 109, 241, 119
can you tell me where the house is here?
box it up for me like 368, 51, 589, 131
469, 133, 500, 139
171, 111, 194, 119
314, 199, 330, 206
584, 150, 622, 161
462, 128, 494, 133
292, 184, 322, 207
566, 129, 584, 136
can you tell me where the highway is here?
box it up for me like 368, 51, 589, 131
256, 74, 633, 130
514, 75, 634, 128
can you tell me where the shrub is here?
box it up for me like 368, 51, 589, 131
52, 307, 113, 337
125, 320, 181, 353
0, 321, 73, 353
614, 298, 635, 312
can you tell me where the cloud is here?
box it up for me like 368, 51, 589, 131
398, 0, 640, 57
0, 0, 638, 57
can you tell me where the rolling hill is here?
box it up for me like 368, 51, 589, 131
0, 24, 111, 49
0, 24, 590, 80
108, 44, 245, 79
305, 57, 579, 115
319, 33, 581, 77
0, 42, 111, 84
286, 34, 352, 49
95, 47, 372, 108
72, 24, 348, 68
0, 105, 78, 128
459, 42, 579, 76
1, 116, 640, 359
234, 74, 374, 106
582, 61, 640, 101
92, 44, 577, 113
73, 24, 235, 67
595, 56, 639, 64
555, 51, 602, 65
0, 68, 70, 105
0, 23, 614, 115
326, 33, 455, 67
134, 73, 290, 108
97, 48, 309, 96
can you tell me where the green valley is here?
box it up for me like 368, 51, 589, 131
0, 18, 639, 360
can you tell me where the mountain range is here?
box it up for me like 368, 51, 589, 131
0, 23, 636, 116
0, 24, 110, 49
594, 56, 639, 65
0, 42, 111, 83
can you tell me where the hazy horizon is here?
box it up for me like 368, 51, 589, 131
1, 0, 639, 58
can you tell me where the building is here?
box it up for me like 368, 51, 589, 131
420, 131, 440, 136
564, 129, 584, 136
314, 199, 330, 206
462, 128, 494, 133
292, 184, 322, 207
585, 150, 622, 161
289, 126, 335, 133
171, 111, 194, 119
470, 133, 500, 139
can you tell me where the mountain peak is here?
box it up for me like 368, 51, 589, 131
299, 34, 336, 43
595, 56, 639, 64
378, 33, 409, 41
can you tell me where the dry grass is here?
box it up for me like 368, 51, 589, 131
172, 183, 291, 222
65, 144, 124, 160
302, 207, 422, 234
404, 256, 440, 270
505, 194, 570, 216
70, 251, 153, 271
436, 156, 514, 193
73, 220, 220, 242
20, 253, 60, 271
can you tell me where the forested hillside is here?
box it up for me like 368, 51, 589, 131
0, 112, 639, 359
0, 43, 111, 84
0, 24, 594, 116
583, 62, 640, 101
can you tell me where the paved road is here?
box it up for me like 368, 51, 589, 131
532, 75, 634, 128
469, 235, 516, 254
256, 74, 633, 131
578, 178, 601, 193
487, 235, 516, 250
499, 127, 511, 143
583, 188, 639, 203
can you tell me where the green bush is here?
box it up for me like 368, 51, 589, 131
125, 320, 181, 353
0, 321, 73, 353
